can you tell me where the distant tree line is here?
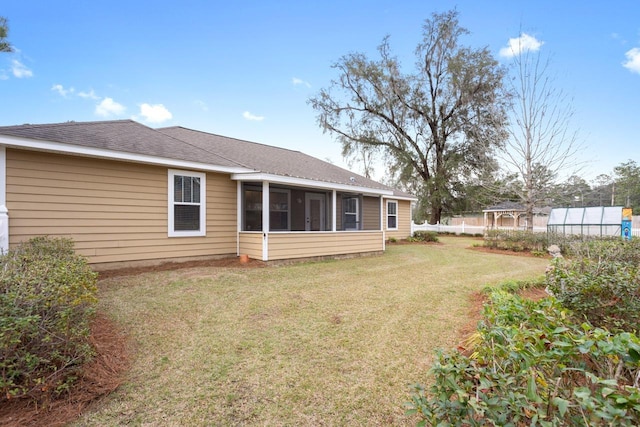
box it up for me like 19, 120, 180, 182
437, 159, 640, 223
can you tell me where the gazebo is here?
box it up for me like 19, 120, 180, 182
483, 201, 526, 230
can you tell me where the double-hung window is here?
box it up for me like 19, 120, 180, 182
168, 169, 206, 237
387, 200, 398, 230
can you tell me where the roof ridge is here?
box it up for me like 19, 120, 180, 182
157, 126, 306, 155
0, 119, 136, 130
156, 126, 387, 188
156, 127, 253, 170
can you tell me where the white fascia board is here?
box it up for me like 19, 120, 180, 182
0, 135, 251, 174
383, 194, 418, 202
231, 172, 394, 196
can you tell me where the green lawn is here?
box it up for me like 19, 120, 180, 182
75, 236, 549, 426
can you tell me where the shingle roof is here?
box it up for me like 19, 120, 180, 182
0, 120, 241, 168
483, 201, 525, 211
0, 119, 415, 198
158, 126, 398, 192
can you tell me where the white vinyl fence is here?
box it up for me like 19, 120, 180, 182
411, 222, 543, 235
411, 221, 640, 237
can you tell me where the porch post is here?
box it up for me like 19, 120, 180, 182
380, 196, 385, 250
332, 190, 337, 231
0, 146, 8, 253
262, 181, 269, 261
236, 181, 242, 255
379, 196, 384, 231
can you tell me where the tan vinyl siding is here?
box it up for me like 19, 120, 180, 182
362, 196, 380, 230
385, 199, 412, 240
238, 232, 263, 259
6, 149, 237, 264
267, 231, 383, 260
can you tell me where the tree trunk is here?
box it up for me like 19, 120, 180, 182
429, 205, 443, 225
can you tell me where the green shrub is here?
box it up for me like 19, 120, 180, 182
0, 237, 98, 401
407, 291, 640, 425
563, 238, 640, 264
412, 230, 439, 243
483, 276, 546, 294
483, 229, 548, 252
547, 256, 640, 332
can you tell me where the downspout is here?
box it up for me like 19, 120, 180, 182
0, 146, 8, 253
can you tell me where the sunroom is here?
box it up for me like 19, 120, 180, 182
234, 176, 394, 261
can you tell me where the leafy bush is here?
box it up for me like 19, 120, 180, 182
412, 230, 439, 243
408, 291, 640, 425
547, 241, 640, 332
483, 230, 548, 253
0, 237, 98, 400
483, 276, 546, 294
547, 233, 622, 256
562, 238, 640, 264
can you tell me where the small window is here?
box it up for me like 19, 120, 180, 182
343, 197, 359, 230
387, 200, 398, 230
169, 170, 206, 237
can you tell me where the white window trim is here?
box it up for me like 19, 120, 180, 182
387, 200, 398, 230
168, 169, 206, 237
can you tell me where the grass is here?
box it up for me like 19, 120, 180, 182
74, 236, 549, 426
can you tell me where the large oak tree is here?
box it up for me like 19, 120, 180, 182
309, 10, 509, 224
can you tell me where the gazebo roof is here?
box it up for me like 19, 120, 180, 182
483, 201, 525, 212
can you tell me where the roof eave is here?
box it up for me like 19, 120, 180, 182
0, 134, 251, 174
231, 172, 395, 196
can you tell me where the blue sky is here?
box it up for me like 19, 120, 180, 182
1, 1, 639, 181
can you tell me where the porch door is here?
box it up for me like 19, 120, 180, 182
305, 193, 326, 231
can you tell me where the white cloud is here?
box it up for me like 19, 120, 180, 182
499, 33, 544, 58
51, 84, 75, 97
78, 89, 100, 100
139, 103, 172, 123
292, 77, 311, 88
95, 97, 126, 117
623, 47, 640, 74
243, 111, 265, 121
11, 59, 33, 78
0, 71, 9, 80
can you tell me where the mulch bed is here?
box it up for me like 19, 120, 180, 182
0, 313, 131, 427
467, 245, 551, 258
